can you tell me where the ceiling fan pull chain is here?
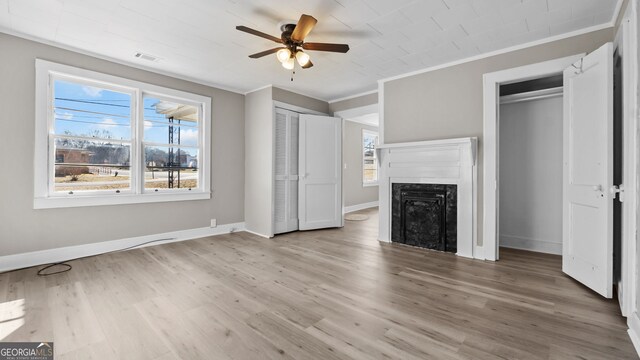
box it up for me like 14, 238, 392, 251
291, 69, 295, 82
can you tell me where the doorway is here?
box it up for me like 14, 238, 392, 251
483, 45, 629, 300
497, 75, 564, 257
333, 104, 380, 216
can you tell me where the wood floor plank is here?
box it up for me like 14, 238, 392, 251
47, 282, 105, 355
135, 296, 233, 360
0, 208, 636, 359
184, 303, 295, 360
55, 341, 119, 360
245, 311, 350, 360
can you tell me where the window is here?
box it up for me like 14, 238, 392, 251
362, 129, 379, 185
35, 60, 211, 209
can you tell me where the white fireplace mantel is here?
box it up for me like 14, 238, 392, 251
377, 137, 479, 259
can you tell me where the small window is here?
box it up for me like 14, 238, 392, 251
363, 129, 379, 185
35, 60, 212, 209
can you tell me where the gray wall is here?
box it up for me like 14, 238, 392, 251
0, 32, 245, 256
330, 92, 378, 113
499, 97, 563, 254
272, 87, 330, 114
383, 28, 613, 246
244, 87, 274, 236
343, 121, 379, 207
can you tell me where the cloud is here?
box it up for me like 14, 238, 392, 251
82, 86, 103, 97
99, 118, 117, 129
180, 129, 198, 144
144, 120, 153, 130
59, 112, 74, 120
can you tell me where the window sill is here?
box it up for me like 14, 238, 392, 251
363, 182, 379, 187
34, 191, 211, 209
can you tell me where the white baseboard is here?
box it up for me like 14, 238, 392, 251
344, 201, 379, 214
628, 312, 640, 357
0, 222, 245, 273
499, 234, 562, 255
243, 228, 272, 239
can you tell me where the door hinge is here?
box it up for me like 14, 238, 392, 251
610, 184, 624, 202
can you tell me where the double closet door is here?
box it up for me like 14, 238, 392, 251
274, 108, 300, 234
274, 107, 343, 235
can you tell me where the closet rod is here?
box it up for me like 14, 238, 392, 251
500, 87, 563, 105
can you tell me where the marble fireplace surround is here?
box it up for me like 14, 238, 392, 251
377, 137, 479, 259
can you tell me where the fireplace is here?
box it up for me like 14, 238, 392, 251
376, 137, 477, 258
392, 184, 457, 252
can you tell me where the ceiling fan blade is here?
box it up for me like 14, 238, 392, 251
249, 47, 286, 59
291, 14, 318, 42
302, 60, 314, 69
236, 26, 282, 43
302, 42, 350, 53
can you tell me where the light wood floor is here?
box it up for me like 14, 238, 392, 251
0, 207, 636, 359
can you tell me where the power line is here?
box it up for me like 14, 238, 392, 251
55, 117, 131, 127
56, 97, 131, 108
56, 97, 159, 111
59, 98, 131, 102
55, 106, 130, 119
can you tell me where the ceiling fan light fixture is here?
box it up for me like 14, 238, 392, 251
295, 50, 311, 67
276, 48, 291, 63
282, 56, 295, 70
237, 13, 349, 72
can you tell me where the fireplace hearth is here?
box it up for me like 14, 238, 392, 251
391, 183, 457, 253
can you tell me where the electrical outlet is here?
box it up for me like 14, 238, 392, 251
210, 219, 217, 228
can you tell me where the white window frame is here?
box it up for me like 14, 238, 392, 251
34, 59, 212, 209
362, 129, 379, 186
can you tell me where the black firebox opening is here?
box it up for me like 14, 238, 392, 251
391, 183, 457, 253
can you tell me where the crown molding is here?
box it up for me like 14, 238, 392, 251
0, 26, 247, 95
244, 84, 273, 95
377, 22, 614, 85
612, 0, 626, 28
328, 89, 378, 104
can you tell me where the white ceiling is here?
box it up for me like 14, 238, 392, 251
0, 0, 619, 101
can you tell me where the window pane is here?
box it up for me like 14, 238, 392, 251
363, 131, 378, 183
364, 158, 378, 182
144, 146, 198, 190
363, 135, 377, 158
53, 80, 132, 140
144, 96, 199, 147
54, 137, 131, 192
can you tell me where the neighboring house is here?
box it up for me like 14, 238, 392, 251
55, 147, 93, 176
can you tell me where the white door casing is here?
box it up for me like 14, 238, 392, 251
562, 42, 614, 298
298, 114, 343, 230
482, 54, 584, 261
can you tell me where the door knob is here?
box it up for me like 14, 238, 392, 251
592, 185, 602, 191
609, 185, 621, 194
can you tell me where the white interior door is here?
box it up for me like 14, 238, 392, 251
298, 114, 342, 230
562, 42, 614, 298
274, 108, 299, 234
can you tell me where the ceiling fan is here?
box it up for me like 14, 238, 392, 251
236, 14, 350, 70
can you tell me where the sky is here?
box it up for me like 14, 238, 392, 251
53, 80, 199, 147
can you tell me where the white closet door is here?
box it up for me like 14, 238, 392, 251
562, 42, 614, 298
298, 114, 342, 230
274, 108, 299, 234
